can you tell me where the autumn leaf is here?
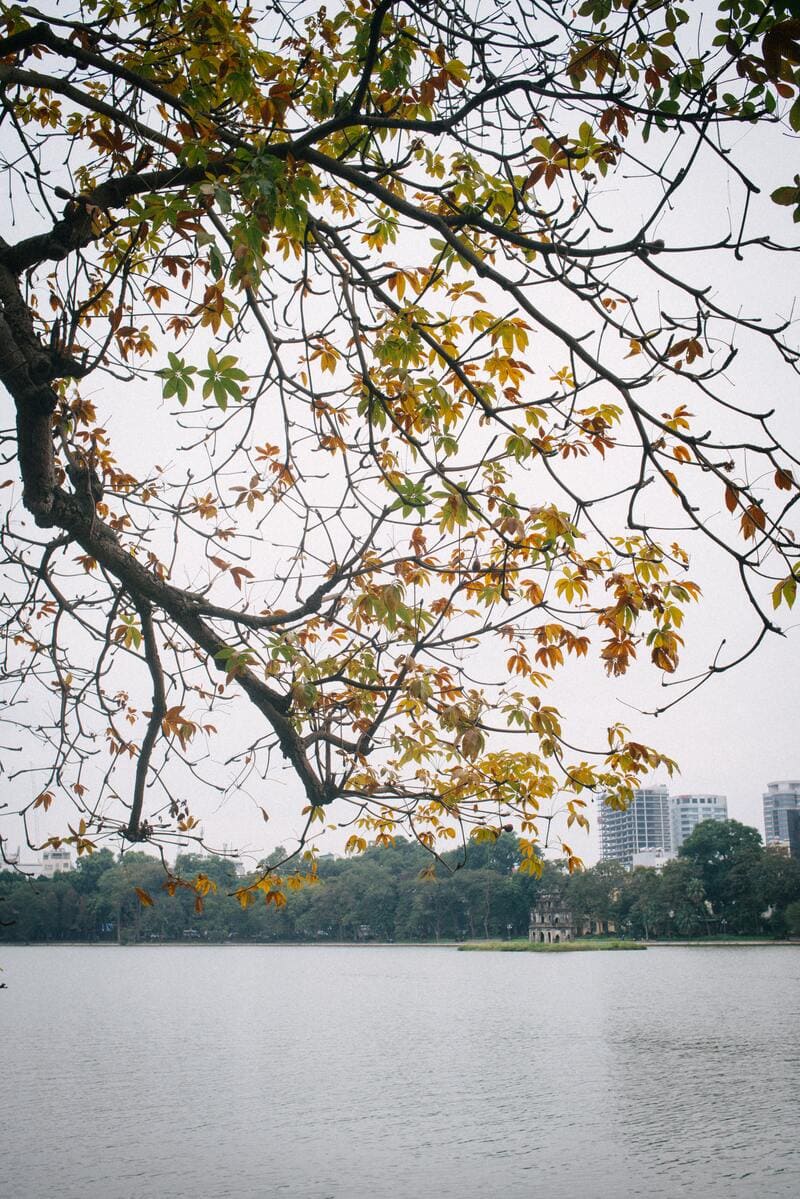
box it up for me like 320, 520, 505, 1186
772, 574, 797, 610
740, 504, 766, 540
230, 565, 255, 590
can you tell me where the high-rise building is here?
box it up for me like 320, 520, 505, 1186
763, 780, 800, 846
598, 785, 672, 869
787, 810, 800, 860
671, 793, 728, 851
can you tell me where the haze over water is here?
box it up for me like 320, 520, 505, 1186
2, 944, 798, 1198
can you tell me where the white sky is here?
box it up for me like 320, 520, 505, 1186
2, 1, 799, 871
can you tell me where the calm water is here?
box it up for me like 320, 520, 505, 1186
1, 945, 799, 1198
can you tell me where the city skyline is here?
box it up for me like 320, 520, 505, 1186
597, 778, 800, 869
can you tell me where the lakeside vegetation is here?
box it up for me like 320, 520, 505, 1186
3, 821, 800, 946
460, 939, 645, 952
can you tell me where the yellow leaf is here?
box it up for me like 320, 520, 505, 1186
772, 575, 797, 609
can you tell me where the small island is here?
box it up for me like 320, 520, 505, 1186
459, 939, 646, 952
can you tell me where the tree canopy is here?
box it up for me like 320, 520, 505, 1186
1, 0, 799, 897
4, 824, 800, 942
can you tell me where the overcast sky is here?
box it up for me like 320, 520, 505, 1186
2, 7, 799, 872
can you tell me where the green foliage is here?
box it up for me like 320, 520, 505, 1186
784, 899, 800, 935
3, 825, 799, 944
198, 349, 248, 411
460, 939, 645, 952
157, 353, 197, 406
0, 835, 540, 943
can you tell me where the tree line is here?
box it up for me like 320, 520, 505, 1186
3, 821, 800, 945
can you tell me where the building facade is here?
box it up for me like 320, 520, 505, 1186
787, 810, 800, 860
6, 846, 73, 877
528, 888, 615, 940
39, 847, 73, 878
528, 887, 576, 943
671, 793, 728, 851
631, 847, 675, 870
763, 781, 800, 846
598, 785, 672, 869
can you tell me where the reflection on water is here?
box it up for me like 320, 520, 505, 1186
1, 945, 798, 1198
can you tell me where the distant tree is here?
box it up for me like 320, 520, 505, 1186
617, 867, 664, 941
750, 848, 800, 934
566, 859, 626, 931
785, 900, 800, 937
2, 0, 800, 903
174, 851, 239, 888
2, 832, 798, 943
95, 852, 167, 942
452, 833, 522, 875
678, 819, 764, 932
658, 858, 710, 937
72, 848, 116, 895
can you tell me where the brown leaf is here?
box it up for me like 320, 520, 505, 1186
740, 503, 767, 540
762, 21, 800, 82
230, 566, 254, 590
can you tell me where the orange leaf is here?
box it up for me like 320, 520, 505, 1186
663, 469, 679, 494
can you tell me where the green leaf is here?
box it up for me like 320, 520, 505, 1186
772, 575, 797, 609
157, 355, 196, 407
790, 96, 800, 133
771, 185, 800, 205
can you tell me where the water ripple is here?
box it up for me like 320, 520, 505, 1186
1, 944, 798, 1198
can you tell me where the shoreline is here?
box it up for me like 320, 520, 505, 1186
459, 938, 645, 952
3, 937, 798, 949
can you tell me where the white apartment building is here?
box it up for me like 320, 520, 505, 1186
671, 793, 728, 851
6, 846, 73, 877
39, 847, 73, 877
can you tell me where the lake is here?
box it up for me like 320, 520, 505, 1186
1, 945, 798, 1198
